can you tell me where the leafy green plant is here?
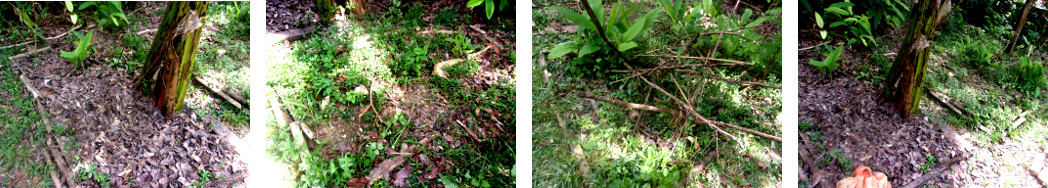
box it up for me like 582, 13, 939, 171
445, 33, 480, 57
190, 169, 214, 188
77, 1, 128, 28
11, 3, 45, 41
814, 0, 875, 46
395, 46, 430, 77
444, 60, 479, 78
78, 164, 111, 188
466, 0, 510, 19
1009, 56, 1046, 94
865, 0, 909, 30
60, 30, 95, 67
547, 0, 660, 59
809, 45, 844, 78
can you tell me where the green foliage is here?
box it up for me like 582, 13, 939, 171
864, 0, 909, 30
78, 164, 111, 188
547, 0, 660, 59
918, 155, 937, 173
466, 0, 511, 19
395, 46, 430, 77
190, 169, 215, 188
60, 30, 95, 68
1007, 56, 1046, 95
11, 3, 46, 41
445, 32, 481, 57
0, 49, 58, 188
444, 60, 479, 78
813, 0, 875, 46
77, 1, 128, 28
809, 45, 844, 78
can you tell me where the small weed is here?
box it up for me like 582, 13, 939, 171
190, 169, 214, 188
444, 60, 479, 78
78, 164, 111, 188
809, 45, 844, 79
60, 30, 95, 68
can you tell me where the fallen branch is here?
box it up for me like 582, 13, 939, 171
1013, 110, 1032, 128
924, 89, 968, 117
268, 26, 317, 43
577, 91, 680, 116
1028, 164, 1048, 187
221, 88, 250, 109
434, 46, 490, 78
799, 41, 830, 51
677, 69, 781, 89
900, 156, 965, 188
18, 74, 41, 98
191, 75, 241, 109
628, 64, 782, 142
7, 47, 51, 61
419, 29, 456, 35
636, 54, 753, 65
136, 28, 157, 36
1, 24, 83, 50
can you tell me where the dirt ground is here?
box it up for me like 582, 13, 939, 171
4, 2, 249, 187
798, 30, 1048, 187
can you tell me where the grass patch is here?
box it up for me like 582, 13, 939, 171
0, 48, 61, 188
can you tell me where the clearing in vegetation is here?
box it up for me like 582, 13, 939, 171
800, 0, 1048, 187
265, 0, 516, 187
533, 0, 782, 187
0, 2, 251, 187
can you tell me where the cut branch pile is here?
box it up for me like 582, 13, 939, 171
572, 0, 780, 144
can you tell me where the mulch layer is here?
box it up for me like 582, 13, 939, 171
799, 37, 1048, 187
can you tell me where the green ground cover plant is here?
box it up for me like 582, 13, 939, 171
268, 2, 516, 187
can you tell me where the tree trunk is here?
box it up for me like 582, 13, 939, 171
142, 2, 208, 116
1005, 0, 1036, 53
885, 0, 952, 118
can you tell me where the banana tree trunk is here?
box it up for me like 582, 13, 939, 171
885, 0, 951, 118
1005, 0, 1037, 53
143, 2, 208, 116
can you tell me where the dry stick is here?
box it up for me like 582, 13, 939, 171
7, 47, 51, 61
191, 75, 242, 109
222, 88, 250, 109
0, 24, 83, 50
610, 60, 750, 84
680, 70, 781, 89
633, 64, 782, 142
625, 64, 742, 143
799, 41, 830, 51
577, 91, 680, 116
675, 68, 780, 89
636, 54, 754, 65
41, 148, 62, 188
900, 156, 965, 188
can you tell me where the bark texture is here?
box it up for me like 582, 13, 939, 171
1005, 0, 1037, 53
143, 2, 208, 116
885, 0, 951, 117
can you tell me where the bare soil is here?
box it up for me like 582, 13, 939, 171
799, 30, 1048, 187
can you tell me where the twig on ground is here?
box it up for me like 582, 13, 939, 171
900, 156, 966, 188
136, 28, 157, 36
1, 24, 83, 50
577, 91, 680, 116
8, 47, 51, 61
191, 75, 242, 109
799, 41, 830, 51
677, 69, 782, 89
